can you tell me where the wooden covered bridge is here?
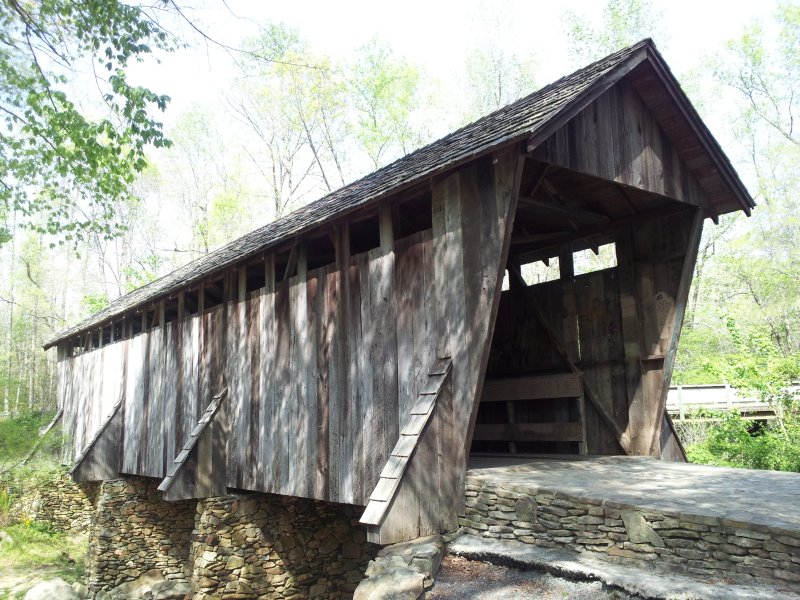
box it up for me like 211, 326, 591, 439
46, 40, 753, 545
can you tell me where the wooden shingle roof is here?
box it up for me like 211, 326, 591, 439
45, 39, 753, 349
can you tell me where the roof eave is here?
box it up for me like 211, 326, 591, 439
42, 134, 531, 351
641, 46, 755, 215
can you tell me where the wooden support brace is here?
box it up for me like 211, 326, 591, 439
647, 209, 704, 455
526, 290, 632, 454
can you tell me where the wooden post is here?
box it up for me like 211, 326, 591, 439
379, 205, 394, 252
264, 254, 275, 295
616, 226, 646, 454
223, 270, 232, 304
178, 291, 185, 322
559, 244, 579, 362
283, 246, 298, 282
647, 209, 704, 455
335, 224, 350, 270
296, 244, 307, 279
159, 300, 166, 329
559, 244, 574, 279
238, 267, 247, 302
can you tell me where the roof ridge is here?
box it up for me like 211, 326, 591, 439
46, 38, 709, 349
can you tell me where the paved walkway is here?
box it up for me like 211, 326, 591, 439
444, 534, 796, 599
467, 455, 800, 532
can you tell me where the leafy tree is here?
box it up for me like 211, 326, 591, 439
0, 0, 175, 244
231, 25, 427, 219
462, 48, 537, 122
347, 37, 424, 168
232, 24, 342, 220
459, 5, 538, 123
687, 4, 800, 385
563, 0, 662, 65
684, 406, 800, 472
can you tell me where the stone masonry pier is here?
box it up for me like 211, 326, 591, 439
460, 456, 800, 592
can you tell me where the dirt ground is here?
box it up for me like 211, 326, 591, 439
425, 555, 636, 600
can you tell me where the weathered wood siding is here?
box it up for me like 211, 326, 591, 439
59, 229, 439, 505
432, 149, 523, 509
58, 341, 125, 463
530, 79, 710, 209
58, 148, 520, 514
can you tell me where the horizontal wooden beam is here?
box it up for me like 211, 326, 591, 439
518, 195, 610, 225
512, 203, 693, 264
473, 422, 584, 443
482, 374, 582, 402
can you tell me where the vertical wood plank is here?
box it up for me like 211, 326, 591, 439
294, 245, 309, 497
333, 225, 350, 502
274, 278, 291, 495
326, 268, 341, 502
246, 293, 261, 491
163, 322, 177, 473
368, 245, 398, 494
259, 255, 276, 492
347, 259, 364, 503
305, 268, 319, 498
314, 265, 330, 499
354, 253, 374, 500
648, 209, 704, 454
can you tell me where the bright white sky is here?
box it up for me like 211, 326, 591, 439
116, 0, 784, 261
136, 0, 779, 125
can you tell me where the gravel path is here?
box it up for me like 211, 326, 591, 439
425, 555, 635, 600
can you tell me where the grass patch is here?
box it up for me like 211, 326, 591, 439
0, 522, 87, 598
0, 412, 58, 466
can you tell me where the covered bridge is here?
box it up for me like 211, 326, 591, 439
46, 40, 753, 545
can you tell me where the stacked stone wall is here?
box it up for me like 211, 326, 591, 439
191, 494, 377, 600
84, 477, 378, 599
88, 477, 196, 591
7, 469, 98, 534
36, 474, 99, 533
460, 477, 800, 590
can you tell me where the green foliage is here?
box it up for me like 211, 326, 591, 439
80, 293, 109, 315
0, 521, 87, 587
233, 24, 426, 224
563, 0, 662, 64
675, 4, 800, 406
0, 0, 175, 245
462, 48, 536, 122
347, 37, 423, 167
121, 257, 161, 293
0, 411, 57, 464
685, 405, 800, 472
0, 486, 11, 526
681, 317, 800, 397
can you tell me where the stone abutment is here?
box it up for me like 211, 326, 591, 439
84, 477, 376, 599
460, 474, 800, 591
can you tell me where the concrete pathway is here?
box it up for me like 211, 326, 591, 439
467, 455, 800, 532
446, 534, 799, 599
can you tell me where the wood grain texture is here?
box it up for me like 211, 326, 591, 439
530, 80, 711, 210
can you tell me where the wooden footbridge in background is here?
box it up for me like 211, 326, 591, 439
666, 384, 800, 423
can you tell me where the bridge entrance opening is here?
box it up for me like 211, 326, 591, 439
469, 279, 588, 458
468, 162, 691, 460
